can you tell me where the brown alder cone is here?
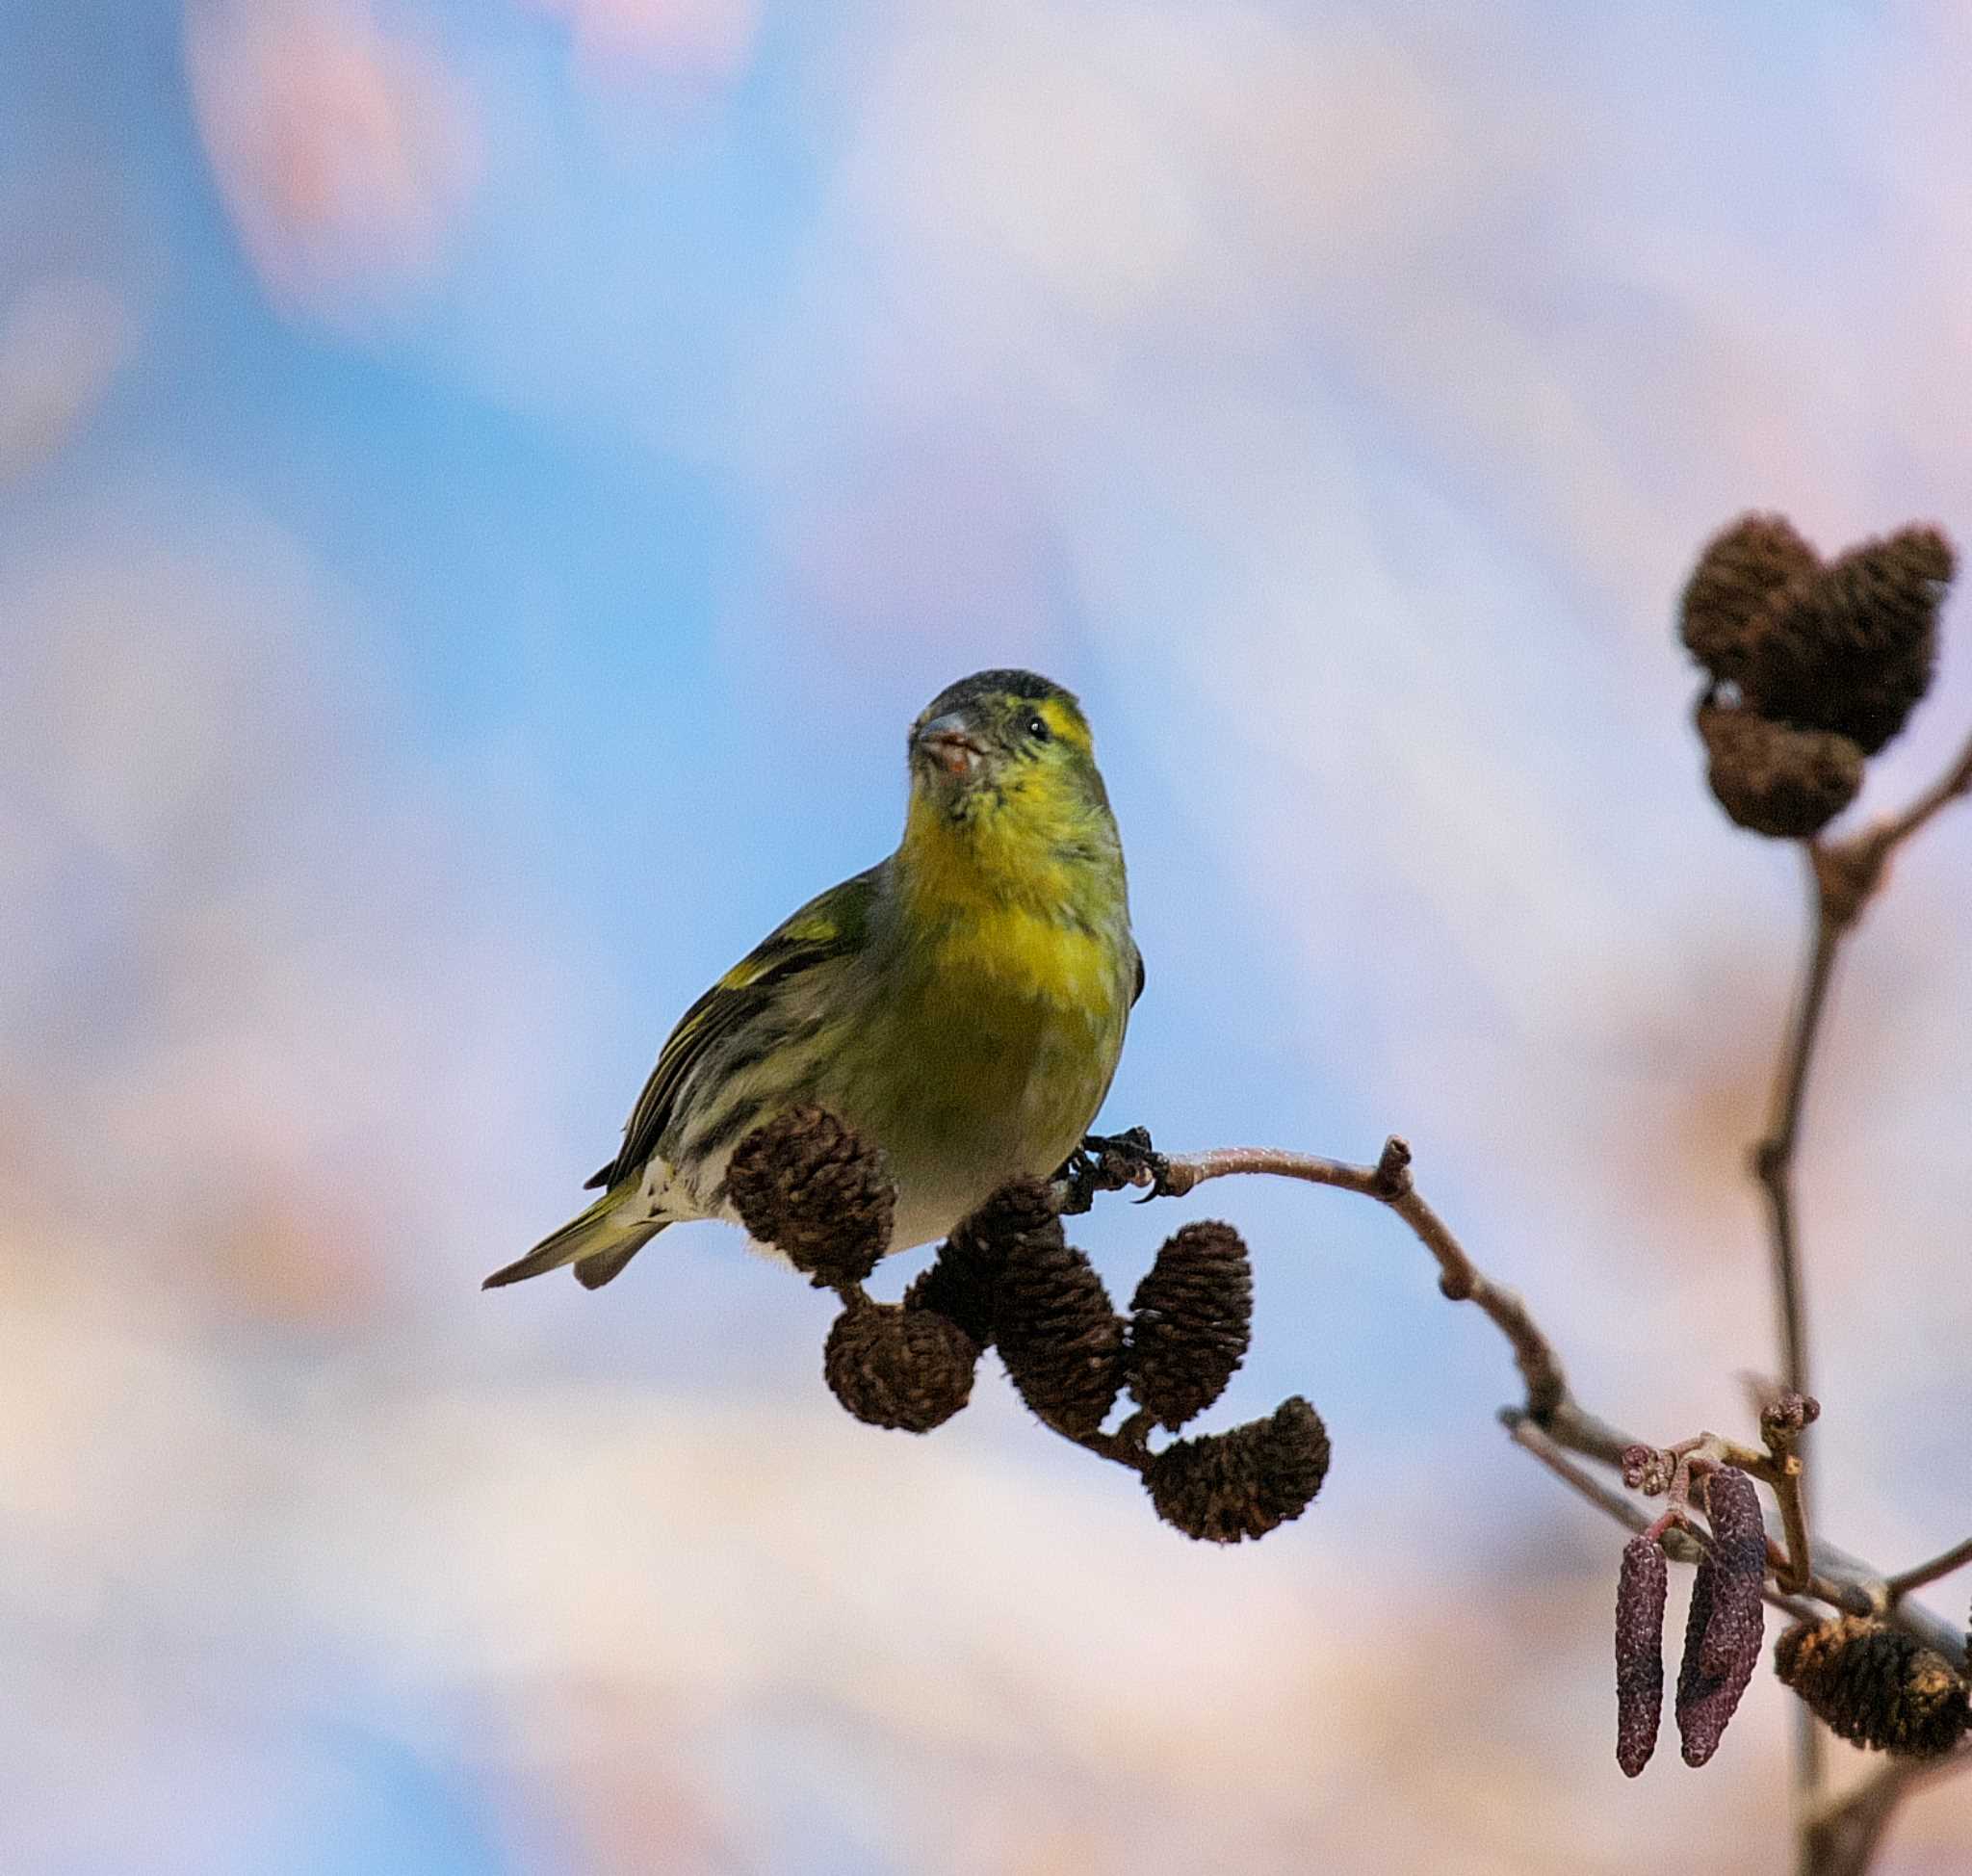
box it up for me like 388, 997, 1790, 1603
994, 1232, 1127, 1437
1696, 699, 1863, 840
823, 1299, 979, 1433
1127, 1220, 1253, 1430
1776, 1617, 1972, 1759
903, 1177, 1062, 1348
1680, 512, 1821, 691
1144, 1397, 1330, 1544
1746, 527, 1954, 755
726, 1107, 895, 1288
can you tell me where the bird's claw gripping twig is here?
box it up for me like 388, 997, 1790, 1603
1052, 1126, 1173, 1214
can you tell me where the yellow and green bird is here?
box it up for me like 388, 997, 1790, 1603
484, 669, 1141, 1291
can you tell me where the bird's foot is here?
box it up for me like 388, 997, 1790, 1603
1051, 1126, 1172, 1214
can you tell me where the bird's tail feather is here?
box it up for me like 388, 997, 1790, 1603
483, 1190, 665, 1290
572, 1240, 648, 1289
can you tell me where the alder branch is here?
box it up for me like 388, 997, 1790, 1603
1123, 1137, 1968, 1673
1755, 870, 1840, 1824
1803, 1742, 1972, 1876
1884, 1533, 1972, 1604
1503, 1414, 1824, 1625
1748, 720, 1972, 1839
1746, 731, 1972, 1590
1803, 1762, 1919, 1876
1060, 595, 1972, 1869
1861, 724, 1972, 859
1752, 894, 1835, 1408
1157, 1136, 1572, 1427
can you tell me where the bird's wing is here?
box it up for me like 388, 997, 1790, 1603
1131, 943, 1145, 1007
585, 867, 882, 1189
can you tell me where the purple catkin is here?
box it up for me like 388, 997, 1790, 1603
1676, 1468, 1767, 1767
1615, 1536, 1669, 1777
1700, 1470, 1769, 1678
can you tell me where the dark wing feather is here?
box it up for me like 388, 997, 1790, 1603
1131, 944, 1145, 1007
586, 868, 880, 1189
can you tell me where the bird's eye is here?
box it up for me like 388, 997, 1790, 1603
1025, 714, 1051, 743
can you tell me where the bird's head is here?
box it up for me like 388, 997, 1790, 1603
901, 667, 1126, 927
907, 668, 1109, 828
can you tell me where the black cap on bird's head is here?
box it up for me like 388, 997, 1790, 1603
908, 669, 1098, 801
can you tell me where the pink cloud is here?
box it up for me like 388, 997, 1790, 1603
524, 0, 760, 88
0, 275, 134, 482
183, 0, 480, 320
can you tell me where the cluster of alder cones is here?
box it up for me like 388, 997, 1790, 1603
1606, 509, 1972, 1780
1679, 514, 1957, 837
722, 1106, 1329, 1543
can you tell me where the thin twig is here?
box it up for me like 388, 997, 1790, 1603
1159, 1137, 1569, 1420
1142, 1136, 1967, 1667
1802, 1761, 1919, 1876
1116, 725, 1972, 1876
1769, 1462, 1816, 1598
1731, 721, 1972, 1861
1753, 884, 1836, 1834
1753, 875, 1839, 1841
1884, 1532, 1972, 1603
1802, 1741, 1972, 1876
1806, 725, 1972, 936
1505, 1414, 1824, 1625
1746, 728, 1972, 1858
1072, 1426, 1151, 1472
1867, 725, 1972, 854
1759, 1401, 1819, 1597
1753, 726, 1972, 1412
1752, 890, 1837, 1409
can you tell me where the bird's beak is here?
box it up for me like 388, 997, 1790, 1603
913, 709, 986, 780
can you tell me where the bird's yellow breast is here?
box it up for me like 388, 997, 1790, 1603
897, 797, 1127, 1014
924, 899, 1122, 1009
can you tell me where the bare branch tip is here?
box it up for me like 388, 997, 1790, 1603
1760, 1390, 1822, 1454
1371, 1135, 1414, 1198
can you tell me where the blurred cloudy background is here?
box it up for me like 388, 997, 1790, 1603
5, 2, 1972, 1870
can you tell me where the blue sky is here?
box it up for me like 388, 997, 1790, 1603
7, 2, 1972, 1870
